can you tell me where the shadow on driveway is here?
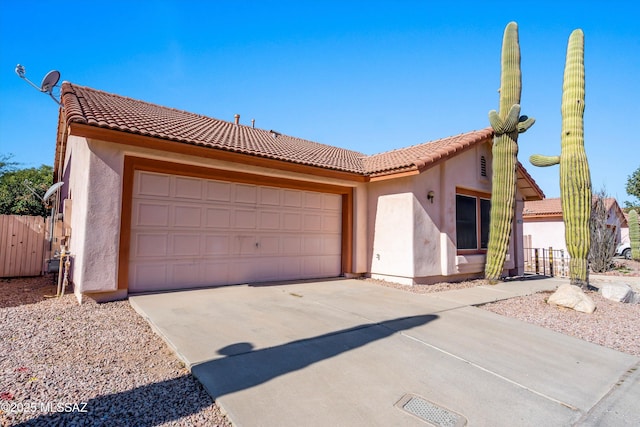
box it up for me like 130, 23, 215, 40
191, 314, 438, 398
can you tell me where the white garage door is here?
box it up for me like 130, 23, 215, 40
129, 171, 342, 292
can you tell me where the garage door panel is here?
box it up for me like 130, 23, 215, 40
134, 202, 170, 227
282, 236, 302, 254
235, 184, 257, 203
283, 190, 302, 207
323, 193, 342, 211
171, 262, 201, 284
323, 236, 342, 254
172, 234, 201, 256
204, 235, 231, 255
259, 236, 280, 254
206, 208, 231, 228
175, 176, 203, 199
203, 262, 230, 285
130, 263, 168, 288
322, 215, 341, 232
303, 236, 322, 254
259, 187, 280, 205
303, 214, 322, 231
304, 192, 323, 209
235, 210, 257, 229
283, 213, 301, 230
206, 181, 231, 201
130, 171, 343, 292
236, 235, 259, 254
137, 171, 170, 197
174, 205, 202, 227
258, 211, 280, 229
133, 233, 168, 257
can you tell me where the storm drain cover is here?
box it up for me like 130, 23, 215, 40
396, 394, 467, 426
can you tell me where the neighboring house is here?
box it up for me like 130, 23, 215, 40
53, 83, 544, 302
523, 197, 627, 253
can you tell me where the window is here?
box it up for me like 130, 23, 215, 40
456, 191, 491, 252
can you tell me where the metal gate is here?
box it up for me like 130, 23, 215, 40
523, 247, 570, 277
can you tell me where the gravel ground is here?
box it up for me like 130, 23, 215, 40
0, 276, 231, 427
367, 258, 640, 357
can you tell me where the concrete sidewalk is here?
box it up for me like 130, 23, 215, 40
130, 277, 640, 426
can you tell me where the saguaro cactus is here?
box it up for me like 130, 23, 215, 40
629, 209, 640, 261
484, 22, 535, 282
530, 29, 592, 288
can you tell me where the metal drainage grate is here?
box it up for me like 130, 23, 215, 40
396, 394, 466, 427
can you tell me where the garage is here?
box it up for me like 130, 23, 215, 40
128, 169, 344, 292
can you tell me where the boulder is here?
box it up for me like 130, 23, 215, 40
600, 283, 633, 303
547, 284, 596, 313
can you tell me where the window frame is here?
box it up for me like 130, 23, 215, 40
455, 188, 491, 255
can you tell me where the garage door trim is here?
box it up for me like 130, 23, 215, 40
118, 156, 353, 290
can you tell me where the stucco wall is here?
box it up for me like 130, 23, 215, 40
62, 137, 367, 296
367, 142, 521, 284
63, 136, 123, 297
523, 218, 567, 252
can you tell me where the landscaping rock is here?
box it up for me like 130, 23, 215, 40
547, 284, 596, 313
600, 283, 634, 303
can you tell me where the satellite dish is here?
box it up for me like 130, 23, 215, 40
40, 71, 60, 94
15, 64, 63, 107
43, 181, 64, 203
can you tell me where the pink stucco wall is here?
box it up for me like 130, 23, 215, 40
61, 136, 367, 299
367, 142, 522, 285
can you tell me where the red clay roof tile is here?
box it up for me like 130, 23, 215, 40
59, 81, 543, 198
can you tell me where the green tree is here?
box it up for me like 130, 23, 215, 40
0, 155, 53, 216
625, 166, 640, 209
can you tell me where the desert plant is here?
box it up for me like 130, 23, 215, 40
484, 22, 535, 282
589, 189, 616, 272
629, 209, 640, 261
530, 29, 591, 289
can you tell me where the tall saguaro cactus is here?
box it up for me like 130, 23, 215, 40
629, 209, 640, 261
484, 22, 535, 281
530, 29, 592, 288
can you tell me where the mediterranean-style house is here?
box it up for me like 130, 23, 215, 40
522, 197, 627, 252
52, 83, 544, 302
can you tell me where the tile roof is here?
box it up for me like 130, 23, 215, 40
58, 81, 543, 199
523, 198, 563, 217
363, 128, 494, 176
61, 83, 366, 174
524, 197, 628, 224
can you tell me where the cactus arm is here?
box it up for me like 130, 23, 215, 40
489, 104, 521, 134
530, 154, 561, 167
517, 116, 535, 133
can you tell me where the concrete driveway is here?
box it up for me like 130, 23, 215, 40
130, 278, 640, 426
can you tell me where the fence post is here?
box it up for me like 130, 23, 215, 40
549, 247, 554, 277
534, 248, 540, 275
560, 249, 565, 277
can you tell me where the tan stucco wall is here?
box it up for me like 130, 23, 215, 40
64, 136, 528, 296
62, 136, 368, 297
367, 142, 521, 285
63, 136, 124, 298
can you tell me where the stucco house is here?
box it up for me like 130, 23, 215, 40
523, 197, 627, 252
52, 83, 544, 302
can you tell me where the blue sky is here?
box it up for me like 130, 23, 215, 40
1, 1, 638, 204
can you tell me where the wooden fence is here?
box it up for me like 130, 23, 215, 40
0, 215, 47, 277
